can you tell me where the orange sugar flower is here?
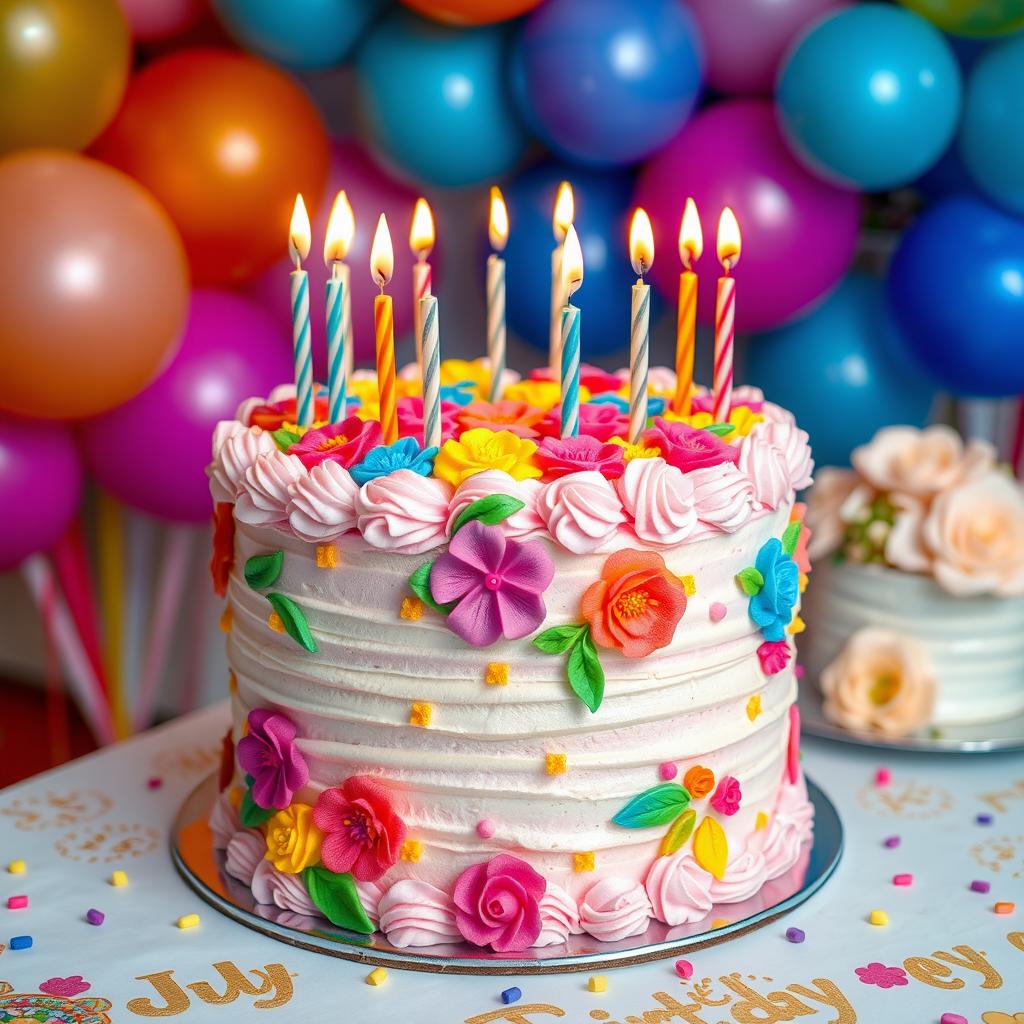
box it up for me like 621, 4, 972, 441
683, 765, 715, 799
457, 400, 546, 439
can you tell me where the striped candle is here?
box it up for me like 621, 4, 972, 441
324, 191, 355, 406
629, 282, 650, 443
288, 194, 314, 426
420, 295, 441, 449
712, 207, 741, 423
375, 293, 398, 444
325, 271, 346, 423
672, 198, 703, 417
550, 181, 574, 377
410, 198, 435, 375
487, 255, 506, 403
341, 264, 354, 381
412, 260, 432, 372
560, 304, 580, 438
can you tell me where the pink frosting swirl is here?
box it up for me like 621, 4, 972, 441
445, 470, 545, 539
208, 423, 277, 504
644, 851, 714, 926
379, 879, 460, 948
737, 428, 790, 511
236, 450, 306, 527
708, 845, 768, 904
534, 881, 582, 947
536, 471, 626, 554
224, 828, 266, 886
759, 774, 814, 880
355, 470, 453, 554
287, 461, 359, 543
250, 859, 318, 916
760, 420, 814, 492
616, 457, 697, 546
209, 790, 241, 850
578, 877, 652, 942
689, 462, 756, 532
355, 878, 387, 929
760, 398, 794, 425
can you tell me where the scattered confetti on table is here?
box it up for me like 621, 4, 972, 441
9, 935, 33, 950
993, 901, 1014, 915
500, 986, 522, 1004
869, 909, 889, 926
366, 968, 388, 987
109, 870, 128, 887
674, 959, 694, 979
892, 873, 913, 886
785, 927, 805, 943
882, 834, 901, 849
874, 767, 891, 787
6, 860, 26, 875
85, 909, 105, 926
940, 1014, 968, 1024
969, 879, 990, 894
975, 813, 993, 825
176, 913, 200, 929
6, 895, 28, 910
588, 976, 608, 993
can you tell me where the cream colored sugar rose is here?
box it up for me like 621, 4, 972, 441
821, 627, 935, 737
804, 467, 861, 560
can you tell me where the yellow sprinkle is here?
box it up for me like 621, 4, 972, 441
218, 606, 233, 633
755, 811, 769, 832
711, 918, 730, 929
228, 671, 237, 696
400, 840, 422, 863
545, 753, 567, 776
746, 695, 762, 721
267, 611, 286, 634
110, 870, 128, 887
798, 573, 809, 594
679, 574, 696, 597
366, 967, 388, 987
316, 543, 339, 569
788, 614, 806, 635
176, 913, 200, 930
410, 702, 433, 727
400, 596, 425, 621
869, 909, 889, 926
486, 662, 510, 686
228, 786, 243, 810
588, 975, 608, 993
7, 860, 26, 875
573, 851, 595, 873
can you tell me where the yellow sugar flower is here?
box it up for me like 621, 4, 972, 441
502, 379, 591, 411
608, 436, 661, 462
347, 376, 418, 418
433, 428, 542, 486
440, 358, 490, 399
265, 803, 322, 874
347, 375, 380, 406
354, 400, 380, 423
660, 405, 764, 440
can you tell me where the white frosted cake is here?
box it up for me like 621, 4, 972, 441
206, 364, 815, 950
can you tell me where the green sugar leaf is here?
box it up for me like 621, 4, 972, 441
271, 427, 302, 453
612, 782, 691, 829
532, 624, 586, 655
303, 866, 374, 934
239, 775, 274, 828
244, 550, 284, 590
736, 566, 765, 597
659, 809, 697, 856
704, 423, 736, 437
781, 521, 802, 557
408, 561, 454, 616
266, 593, 318, 653
451, 493, 526, 535
567, 628, 605, 713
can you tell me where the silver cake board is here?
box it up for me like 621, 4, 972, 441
171, 773, 842, 975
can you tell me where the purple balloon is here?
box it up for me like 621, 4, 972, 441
0, 417, 83, 570
81, 289, 292, 523
634, 99, 861, 332
688, 0, 846, 95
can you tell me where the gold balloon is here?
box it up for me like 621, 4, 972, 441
0, 0, 131, 153
897, 0, 1024, 37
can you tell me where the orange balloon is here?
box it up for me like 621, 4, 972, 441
92, 49, 330, 286
399, 0, 544, 24
0, 151, 189, 421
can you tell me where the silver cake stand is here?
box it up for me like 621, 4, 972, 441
171, 773, 842, 975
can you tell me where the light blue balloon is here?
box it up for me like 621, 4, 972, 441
212, 0, 386, 69
776, 4, 961, 190
356, 10, 530, 188
743, 274, 937, 468
958, 33, 1024, 215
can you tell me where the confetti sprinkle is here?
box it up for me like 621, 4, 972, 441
658, 762, 677, 781
588, 976, 608, 993
476, 819, 496, 839
573, 852, 595, 873
674, 959, 694, 980
883, 835, 901, 849
869, 909, 889, 926
755, 811, 769, 831
147, 777, 163, 790
709, 601, 727, 622
545, 753, 567, 776
746, 695, 762, 721
794, 663, 805, 679
679, 575, 696, 597
892, 874, 913, 886
400, 840, 422, 863
316, 543, 339, 569
787, 614, 805, 635
366, 967, 388, 986
399, 597, 424, 621
874, 768, 891, 787
6, 896, 27, 910
994, 902, 1015, 915
486, 663, 510, 686
267, 611, 286, 633
785, 927, 805, 943
975, 813, 993, 825
711, 918, 729, 929
109, 870, 128, 888
9, 935, 32, 950
218, 606, 233, 633
176, 914, 200, 930
970, 880, 991, 894
85, 909, 105, 926
6, 860, 25, 875
409, 702, 433, 727
940, 1014, 968, 1024
501, 987, 522, 1004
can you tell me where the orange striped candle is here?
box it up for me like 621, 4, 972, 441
672, 198, 703, 417
371, 213, 398, 444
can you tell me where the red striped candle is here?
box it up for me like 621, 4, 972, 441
712, 207, 741, 423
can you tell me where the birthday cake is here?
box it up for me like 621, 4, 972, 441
206, 363, 815, 951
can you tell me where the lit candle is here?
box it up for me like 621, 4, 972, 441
420, 295, 441, 450
487, 186, 509, 403
324, 190, 354, 423
628, 208, 654, 444
559, 223, 584, 438
410, 197, 434, 375
550, 181, 574, 377
371, 213, 399, 445
712, 207, 741, 424
672, 198, 703, 417
289, 194, 314, 426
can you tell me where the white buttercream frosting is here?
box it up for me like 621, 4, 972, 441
446, 471, 545, 539
236, 450, 305, 527
224, 828, 265, 885
378, 879, 460, 948
534, 881, 583, 947
287, 462, 359, 543
644, 851, 714, 925
209, 790, 241, 850
208, 424, 276, 504
690, 462, 756, 533
616, 458, 697, 546
355, 471, 453, 554
579, 877, 652, 942
250, 860, 318, 916
536, 471, 626, 553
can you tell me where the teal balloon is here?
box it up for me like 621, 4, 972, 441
212, 0, 386, 69
776, 4, 961, 190
958, 33, 1024, 215
743, 274, 937, 468
356, 10, 529, 187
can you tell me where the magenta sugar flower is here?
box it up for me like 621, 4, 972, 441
643, 418, 738, 472
288, 415, 381, 470
854, 963, 909, 989
453, 853, 546, 951
540, 402, 628, 442
535, 435, 625, 480
710, 775, 742, 816
236, 708, 309, 810
757, 640, 792, 676
430, 519, 554, 647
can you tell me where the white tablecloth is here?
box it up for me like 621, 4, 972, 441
1, 703, 1022, 1022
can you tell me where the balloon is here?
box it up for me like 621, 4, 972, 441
355, 10, 529, 187
958, 34, 1024, 216
81, 290, 293, 523
744, 275, 937, 468
399, 0, 543, 25
0, 151, 189, 422
776, 4, 961, 190
245, 140, 430, 371
896, 0, 1024, 38
687, 0, 843, 96
212, 0, 385, 69
118, 0, 206, 40
0, 0, 130, 154
0, 418, 84, 570
503, 161, 643, 357
93, 50, 330, 286
634, 100, 861, 332
888, 196, 1024, 398
510, 0, 704, 167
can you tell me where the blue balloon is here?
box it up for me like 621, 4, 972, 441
503, 162, 648, 357
888, 195, 1024, 398
959, 34, 1024, 215
511, 0, 704, 167
776, 4, 961, 190
356, 10, 529, 187
744, 274, 937, 468
212, 0, 385, 69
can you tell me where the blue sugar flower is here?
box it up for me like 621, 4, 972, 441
589, 393, 665, 416
440, 381, 476, 406
350, 437, 439, 485
748, 538, 799, 642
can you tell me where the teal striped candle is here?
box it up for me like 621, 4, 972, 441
325, 269, 346, 423
560, 304, 580, 438
291, 268, 313, 426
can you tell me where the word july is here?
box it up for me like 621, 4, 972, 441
126, 961, 295, 1017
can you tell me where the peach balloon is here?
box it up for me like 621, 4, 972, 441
0, 151, 190, 421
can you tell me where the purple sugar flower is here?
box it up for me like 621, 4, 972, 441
236, 709, 309, 810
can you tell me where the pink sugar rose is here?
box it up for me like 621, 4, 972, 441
535, 435, 625, 481
40, 976, 91, 997
453, 853, 546, 951
690, 387, 765, 415
710, 775, 742, 816
236, 709, 309, 811
539, 402, 629, 442
528, 363, 624, 394
643, 418, 739, 473
757, 640, 792, 676
397, 396, 461, 443
288, 415, 382, 470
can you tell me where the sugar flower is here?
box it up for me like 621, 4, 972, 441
456, 400, 546, 439
350, 437, 438, 486
608, 436, 662, 463
710, 776, 742, 816
433, 428, 542, 487
397, 395, 461, 441
210, 502, 235, 598
236, 708, 309, 810
503, 379, 591, 412
248, 395, 329, 431
757, 639, 792, 676
540, 402, 629, 442
690, 387, 765, 415
287, 415, 382, 470
453, 853, 546, 952
440, 381, 476, 406
854, 963, 909, 989
683, 765, 714, 799
528, 363, 624, 394
643, 418, 739, 473
747, 539, 799, 643
264, 802, 322, 874
535, 435, 625, 480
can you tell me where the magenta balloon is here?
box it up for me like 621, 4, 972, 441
245, 139, 434, 375
0, 417, 83, 570
634, 99, 861, 332
81, 289, 292, 523
117, 0, 206, 40
687, 0, 846, 95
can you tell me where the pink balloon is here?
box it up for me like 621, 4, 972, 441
245, 139, 437, 374
634, 99, 861, 332
81, 289, 292, 523
688, 0, 846, 95
118, 0, 206, 40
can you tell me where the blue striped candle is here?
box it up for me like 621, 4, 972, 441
291, 268, 313, 426
326, 270, 347, 423
560, 303, 580, 438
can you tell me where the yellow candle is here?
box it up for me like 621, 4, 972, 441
371, 213, 398, 445
409, 197, 434, 376
673, 198, 703, 417
549, 181, 574, 377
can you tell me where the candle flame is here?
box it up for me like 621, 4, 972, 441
629, 207, 654, 278
288, 194, 311, 267
678, 197, 703, 270
552, 180, 574, 244
409, 197, 435, 258
717, 207, 741, 272
371, 212, 394, 289
324, 190, 355, 265
561, 223, 583, 297
489, 186, 509, 252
